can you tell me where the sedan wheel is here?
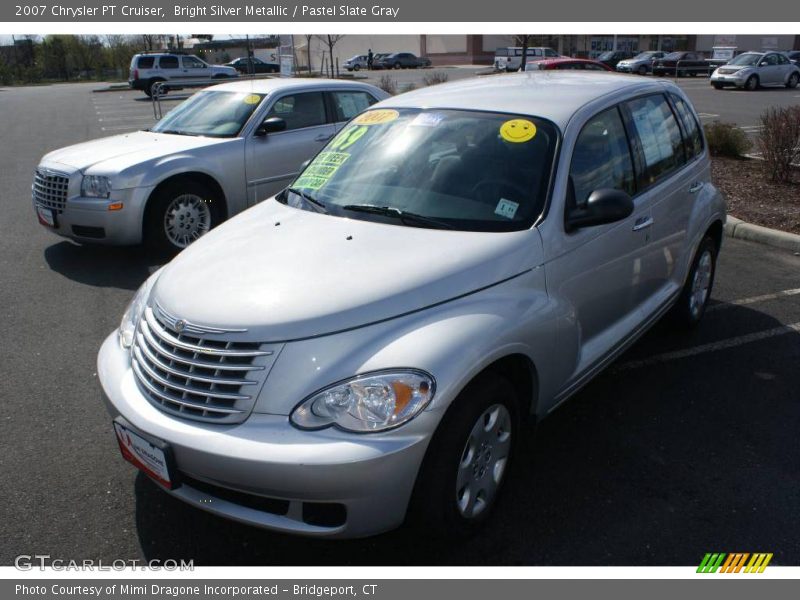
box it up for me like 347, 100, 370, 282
146, 180, 222, 255
638, 65, 647, 75
787, 73, 799, 89
353, 64, 360, 71
745, 75, 759, 91
671, 236, 717, 327
163, 194, 211, 249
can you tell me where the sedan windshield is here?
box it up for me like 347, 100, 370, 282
729, 53, 762, 66
663, 52, 684, 60
598, 52, 614, 60
284, 108, 558, 232
632, 52, 657, 60
150, 90, 265, 137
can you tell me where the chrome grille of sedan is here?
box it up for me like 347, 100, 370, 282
131, 304, 278, 424
32, 169, 69, 213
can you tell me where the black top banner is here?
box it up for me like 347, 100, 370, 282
3, 0, 800, 22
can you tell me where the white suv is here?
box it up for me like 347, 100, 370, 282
129, 53, 239, 97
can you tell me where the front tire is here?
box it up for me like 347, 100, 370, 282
408, 374, 520, 539
745, 75, 759, 91
671, 236, 717, 328
145, 180, 222, 255
638, 65, 648, 75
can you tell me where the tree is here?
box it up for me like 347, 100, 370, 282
515, 35, 530, 72
315, 34, 345, 77
303, 34, 313, 73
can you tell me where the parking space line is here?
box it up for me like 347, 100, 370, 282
707, 288, 800, 311
613, 322, 800, 372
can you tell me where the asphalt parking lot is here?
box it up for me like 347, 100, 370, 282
1, 81, 799, 566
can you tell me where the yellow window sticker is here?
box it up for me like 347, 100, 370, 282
353, 109, 399, 125
295, 152, 351, 190
243, 94, 261, 105
500, 119, 537, 143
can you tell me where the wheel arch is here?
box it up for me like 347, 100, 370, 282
142, 171, 229, 240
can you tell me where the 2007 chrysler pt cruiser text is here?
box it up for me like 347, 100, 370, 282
98, 72, 726, 538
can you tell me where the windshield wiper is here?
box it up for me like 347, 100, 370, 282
286, 187, 328, 213
342, 204, 454, 230
155, 129, 198, 136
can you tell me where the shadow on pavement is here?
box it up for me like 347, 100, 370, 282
44, 241, 161, 290
131, 302, 800, 566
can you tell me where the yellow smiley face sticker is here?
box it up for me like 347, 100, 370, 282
243, 94, 261, 105
500, 119, 537, 143
353, 109, 399, 125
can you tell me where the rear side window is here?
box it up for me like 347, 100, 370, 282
545, 49, 559, 57
670, 94, 703, 160
136, 56, 155, 69
569, 107, 635, 207
330, 91, 377, 122
496, 48, 510, 57
158, 56, 179, 69
626, 95, 685, 186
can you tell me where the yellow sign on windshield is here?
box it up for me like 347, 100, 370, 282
353, 109, 399, 125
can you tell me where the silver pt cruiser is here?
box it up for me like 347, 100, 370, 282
98, 72, 726, 538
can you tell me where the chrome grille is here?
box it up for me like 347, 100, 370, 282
132, 305, 277, 424
32, 169, 69, 213
717, 68, 738, 75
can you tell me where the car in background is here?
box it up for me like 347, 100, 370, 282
653, 52, 709, 77
524, 57, 612, 71
710, 51, 800, 90
344, 54, 369, 71
494, 46, 560, 71
374, 52, 431, 69
32, 79, 388, 252
99, 72, 724, 540
615, 51, 666, 75
128, 53, 238, 97
783, 50, 800, 66
595, 50, 636, 69
225, 57, 280, 74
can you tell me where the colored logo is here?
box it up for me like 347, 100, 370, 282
697, 553, 773, 573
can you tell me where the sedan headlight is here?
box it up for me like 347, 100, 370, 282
291, 370, 435, 433
119, 270, 161, 349
81, 175, 112, 198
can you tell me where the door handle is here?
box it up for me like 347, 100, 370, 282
688, 181, 704, 193
315, 134, 334, 142
632, 216, 654, 231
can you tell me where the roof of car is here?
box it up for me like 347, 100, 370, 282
205, 78, 381, 94
376, 71, 669, 129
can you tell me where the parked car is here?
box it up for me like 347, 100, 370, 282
99, 71, 725, 539
652, 51, 709, 77
710, 51, 800, 90
494, 46, 560, 71
615, 51, 667, 75
374, 52, 431, 69
524, 57, 612, 71
128, 53, 239, 97
343, 54, 369, 71
32, 79, 387, 252
595, 50, 636, 69
224, 57, 280, 74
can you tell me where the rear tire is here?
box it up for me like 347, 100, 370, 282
408, 374, 520, 539
144, 78, 166, 98
787, 73, 799, 89
144, 179, 223, 256
670, 236, 717, 328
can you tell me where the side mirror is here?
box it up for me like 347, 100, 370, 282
565, 188, 634, 232
255, 117, 287, 137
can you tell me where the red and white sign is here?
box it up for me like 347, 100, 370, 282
113, 422, 173, 489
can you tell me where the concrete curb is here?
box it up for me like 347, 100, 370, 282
725, 215, 800, 253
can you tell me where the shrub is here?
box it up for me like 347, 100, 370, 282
704, 122, 751, 158
0, 63, 14, 86
378, 74, 397, 95
422, 71, 449, 86
756, 106, 800, 183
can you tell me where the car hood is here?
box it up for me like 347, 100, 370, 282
152, 200, 544, 342
40, 130, 233, 173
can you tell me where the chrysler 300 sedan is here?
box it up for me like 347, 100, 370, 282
32, 79, 387, 252
99, 72, 726, 539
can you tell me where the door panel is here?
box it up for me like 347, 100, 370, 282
245, 91, 335, 205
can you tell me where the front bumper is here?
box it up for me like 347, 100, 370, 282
710, 73, 746, 87
97, 333, 435, 538
33, 185, 153, 246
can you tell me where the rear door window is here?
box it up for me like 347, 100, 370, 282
137, 56, 155, 69
625, 94, 686, 186
670, 93, 703, 160
329, 91, 378, 122
158, 56, 179, 69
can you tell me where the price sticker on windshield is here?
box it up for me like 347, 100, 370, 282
353, 109, 399, 125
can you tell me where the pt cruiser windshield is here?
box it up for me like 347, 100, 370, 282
282, 108, 558, 232
150, 90, 265, 137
